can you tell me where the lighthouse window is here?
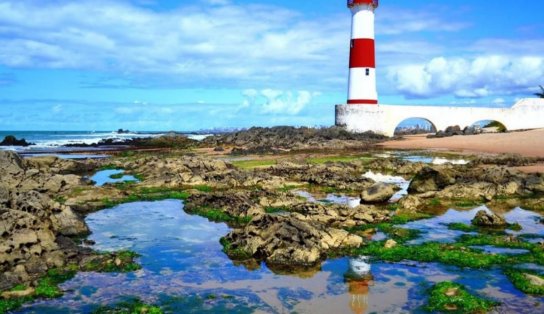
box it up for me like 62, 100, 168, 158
365, 68, 370, 76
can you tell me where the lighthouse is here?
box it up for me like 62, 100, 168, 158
347, 0, 379, 105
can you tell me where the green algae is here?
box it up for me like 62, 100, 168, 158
0, 251, 142, 314
356, 241, 512, 269
188, 206, 252, 226
447, 223, 478, 232
264, 206, 289, 214
426, 281, 498, 313
220, 237, 253, 260
504, 269, 544, 295
92, 298, 163, 314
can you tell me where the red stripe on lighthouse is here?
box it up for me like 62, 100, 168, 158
349, 38, 375, 68
348, 99, 378, 105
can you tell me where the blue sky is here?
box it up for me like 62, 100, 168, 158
0, 0, 543, 131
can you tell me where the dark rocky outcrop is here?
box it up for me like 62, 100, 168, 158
408, 166, 456, 193
471, 210, 507, 227
0, 151, 89, 290
222, 214, 363, 267
200, 126, 387, 152
0, 135, 33, 146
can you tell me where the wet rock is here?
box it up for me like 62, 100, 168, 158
408, 166, 456, 193
1, 287, 35, 299
471, 210, 507, 227
524, 273, 544, 287
50, 205, 89, 236
0, 135, 33, 146
290, 203, 389, 228
384, 239, 397, 249
223, 214, 363, 266
201, 126, 387, 152
398, 195, 424, 213
360, 183, 399, 204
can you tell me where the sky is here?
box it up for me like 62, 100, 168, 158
0, 0, 543, 131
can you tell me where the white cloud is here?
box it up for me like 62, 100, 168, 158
387, 55, 544, 99
0, 0, 347, 89
241, 89, 320, 115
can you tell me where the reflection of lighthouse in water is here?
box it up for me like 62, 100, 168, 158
344, 256, 374, 314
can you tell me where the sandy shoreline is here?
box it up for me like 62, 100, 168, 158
380, 129, 544, 158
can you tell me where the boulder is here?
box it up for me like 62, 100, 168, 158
360, 183, 399, 203
384, 239, 397, 249
408, 166, 456, 193
0, 135, 32, 147
222, 214, 363, 266
398, 195, 423, 213
524, 273, 544, 287
471, 210, 507, 227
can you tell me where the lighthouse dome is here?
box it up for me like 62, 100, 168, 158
347, 0, 379, 9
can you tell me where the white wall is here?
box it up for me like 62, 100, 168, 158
336, 98, 544, 137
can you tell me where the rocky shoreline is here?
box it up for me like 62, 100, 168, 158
2, 127, 544, 311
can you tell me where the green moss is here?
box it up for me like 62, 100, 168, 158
387, 203, 399, 211
82, 250, 141, 273
53, 196, 67, 204
99, 164, 119, 170
264, 206, 289, 214
447, 223, 478, 232
356, 241, 512, 269
92, 298, 163, 314
426, 281, 498, 313
0, 297, 32, 314
277, 185, 299, 192
231, 159, 277, 169
189, 206, 252, 226
101, 188, 191, 208
508, 223, 523, 231
429, 198, 442, 207
348, 222, 421, 243
305, 155, 373, 165
505, 269, 544, 295
109, 173, 125, 179
194, 185, 214, 193
220, 237, 253, 260
389, 212, 432, 224
453, 198, 482, 208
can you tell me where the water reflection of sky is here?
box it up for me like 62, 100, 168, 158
16, 200, 544, 314
90, 169, 139, 187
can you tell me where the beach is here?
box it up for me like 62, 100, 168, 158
381, 129, 544, 158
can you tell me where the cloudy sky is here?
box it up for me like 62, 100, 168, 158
0, 0, 543, 131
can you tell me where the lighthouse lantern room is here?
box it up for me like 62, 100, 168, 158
347, 0, 379, 105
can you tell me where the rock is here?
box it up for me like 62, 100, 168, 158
360, 183, 399, 204
1, 287, 35, 299
290, 203, 389, 228
471, 210, 507, 227
398, 195, 423, 213
408, 166, 456, 193
384, 239, 397, 249
0, 135, 33, 146
50, 206, 89, 236
444, 287, 459, 297
222, 214, 363, 266
524, 273, 544, 287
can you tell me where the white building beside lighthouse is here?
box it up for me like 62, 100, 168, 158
336, 0, 544, 136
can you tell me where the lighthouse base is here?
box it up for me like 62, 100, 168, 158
335, 99, 544, 137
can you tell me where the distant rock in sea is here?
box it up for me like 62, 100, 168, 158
0, 135, 33, 147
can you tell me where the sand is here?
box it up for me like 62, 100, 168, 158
380, 129, 544, 158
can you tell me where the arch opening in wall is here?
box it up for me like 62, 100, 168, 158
393, 117, 437, 136
471, 120, 507, 133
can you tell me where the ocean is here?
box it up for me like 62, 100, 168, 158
0, 130, 209, 153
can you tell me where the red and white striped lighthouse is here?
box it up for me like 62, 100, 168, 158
347, 0, 379, 105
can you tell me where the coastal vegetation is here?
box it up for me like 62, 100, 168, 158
426, 281, 498, 313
